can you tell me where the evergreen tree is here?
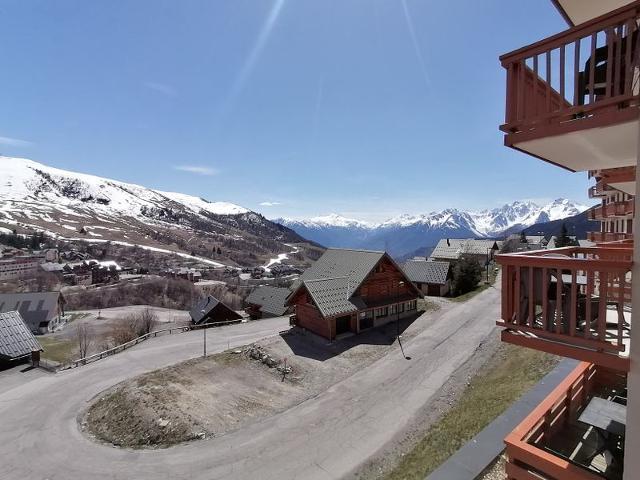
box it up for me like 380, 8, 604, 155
520, 230, 528, 243
555, 223, 571, 248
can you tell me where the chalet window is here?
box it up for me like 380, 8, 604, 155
375, 264, 383, 273
398, 303, 405, 313
375, 307, 388, 318
406, 300, 417, 311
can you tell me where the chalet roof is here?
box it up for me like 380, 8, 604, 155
245, 286, 290, 317
189, 295, 242, 325
0, 292, 63, 333
290, 248, 420, 318
296, 249, 386, 297
402, 260, 450, 285
430, 239, 498, 260
304, 277, 360, 317
546, 235, 577, 249
0, 311, 42, 360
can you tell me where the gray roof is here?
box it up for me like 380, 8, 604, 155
296, 249, 386, 296
546, 235, 577, 249
189, 295, 241, 324
0, 292, 62, 333
290, 248, 420, 318
0, 311, 42, 360
304, 277, 360, 317
245, 286, 290, 316
402, 260, 450, 285
430, 239, 498, 260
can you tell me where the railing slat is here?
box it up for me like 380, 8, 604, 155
606, 27, 615, 98
573, 38, 581, 105
528, 267, 534, 326
559, 44, 566, 108
588, 32, 597, 104
555, 270, 562, 334
542, 267, 549, 331
570, 270, 577, 337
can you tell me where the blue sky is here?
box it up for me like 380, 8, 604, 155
0, 1, 593, 222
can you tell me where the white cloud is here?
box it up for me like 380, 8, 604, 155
0, 136, 33, 147
144, 82, 176, 96
259, 201, 282, 207
174, 165, 218, 176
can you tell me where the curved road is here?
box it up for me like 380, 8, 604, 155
1, 285, 499, 480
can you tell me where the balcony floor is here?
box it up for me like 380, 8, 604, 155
537, 384, 627, 480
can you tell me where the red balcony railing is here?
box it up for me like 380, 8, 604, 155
588, 183, 616, 198
587, 231, 634, 243
505, 362, 627, 480
497, 246, 632, 371
589, 200, 634, 220
500, 2, 640, 144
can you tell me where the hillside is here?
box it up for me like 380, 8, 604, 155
521, 209, 599, 239
0, 157, 318, 267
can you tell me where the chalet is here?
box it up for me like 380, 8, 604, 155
189, 295, 242, 325
245, 286, 292, 319
0, 291, 66, 334
286, 249, 421, 340
0, 311, 42, 362
429, 238, 499, 264
402, 260, 451, 296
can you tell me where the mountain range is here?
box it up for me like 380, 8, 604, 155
275, 199, 591, 257
0, 157, 313, 267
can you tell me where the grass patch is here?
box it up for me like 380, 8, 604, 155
384, 343, 558, 480
449, 284, 490, 302
38, 336, 76, 363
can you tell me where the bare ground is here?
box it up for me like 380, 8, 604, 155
80, 307, 444, 450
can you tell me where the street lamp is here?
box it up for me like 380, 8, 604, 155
201, 309, 207, 357
397, 280, 404, 339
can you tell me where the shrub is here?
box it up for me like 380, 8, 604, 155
451, 255, 483, 296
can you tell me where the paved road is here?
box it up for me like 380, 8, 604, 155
0, 285, 500, 480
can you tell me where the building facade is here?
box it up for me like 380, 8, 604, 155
0, 257, 39, 281
497, 2, 639, 479
287, 249, 421, 340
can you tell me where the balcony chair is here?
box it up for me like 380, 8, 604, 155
577, 29, 638, 106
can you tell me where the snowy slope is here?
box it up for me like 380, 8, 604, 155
0, 157, 305, 264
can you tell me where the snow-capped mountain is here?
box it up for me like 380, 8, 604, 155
0, 157, 307, 265
276, 199, 589, 257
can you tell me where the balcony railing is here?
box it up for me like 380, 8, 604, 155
497, 246, 632, 371
588, 231, 634, 243
589, 183, 616, 198
505, 362, 627, 480
500, 2, 640, 143
589, 200, 635, 220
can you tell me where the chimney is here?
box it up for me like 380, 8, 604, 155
446, 238, 450, 247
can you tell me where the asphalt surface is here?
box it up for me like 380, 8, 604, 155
0, 284, 500, 480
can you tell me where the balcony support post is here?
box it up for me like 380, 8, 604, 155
623, 119, 640, 480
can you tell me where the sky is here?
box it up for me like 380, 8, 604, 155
0, 1, 594, 222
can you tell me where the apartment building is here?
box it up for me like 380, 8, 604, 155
497, 2, 639, 479
0, 257, 39, 281
589, 168, 635, 242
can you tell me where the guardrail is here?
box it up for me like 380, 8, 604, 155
59, 319, 244, 370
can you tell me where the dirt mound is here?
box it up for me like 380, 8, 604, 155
82, 350, 304, 448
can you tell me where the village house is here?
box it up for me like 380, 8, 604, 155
0, 311, 42, 362
401, 260, 451, 296
0, 291, 66, 334
429, 238, 499, 264
245, 286, 292, 319
286, 249, 421, 340
189, 295, 243, 325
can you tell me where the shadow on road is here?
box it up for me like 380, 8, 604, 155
281, 313, 421, 361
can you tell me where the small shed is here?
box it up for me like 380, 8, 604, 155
189, 296, 243, 325
245, 286, 292, 319
402, 260, 452, 296
0, 311, 42, 362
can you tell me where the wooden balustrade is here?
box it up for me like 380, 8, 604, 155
497, 246, 632, 371
501, 1, 640, 141
587, 231, 634, 243
505, 362, 625, 480
589, 200, 634, 220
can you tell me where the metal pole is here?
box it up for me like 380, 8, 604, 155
203, 324, 207, 357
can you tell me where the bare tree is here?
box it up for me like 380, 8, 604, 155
76, 324, 92, 359
136, 308, 158, 335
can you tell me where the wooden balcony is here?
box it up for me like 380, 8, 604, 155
497, 246, 632, 371
505, 362, 627, 480
588, 200, 635, 220
500, 2, 640, 172
587, 231, 634, 242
